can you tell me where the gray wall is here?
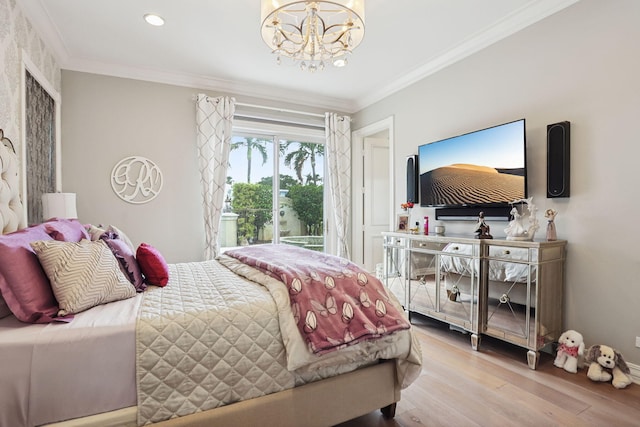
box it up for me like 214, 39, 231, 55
60, 72, 330, 263
61, 73, 204, 262
353, 0, 640, 364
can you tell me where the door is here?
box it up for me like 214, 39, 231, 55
362, 135, 390, 272
351, 117, 394, 272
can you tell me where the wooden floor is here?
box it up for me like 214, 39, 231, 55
336, 314, 640, 427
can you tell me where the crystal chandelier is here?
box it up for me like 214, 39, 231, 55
260, 1, 365, 72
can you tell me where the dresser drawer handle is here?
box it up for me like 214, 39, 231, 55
503, 250, 511, 255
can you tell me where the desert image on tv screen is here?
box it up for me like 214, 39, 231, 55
419, 120, 525, 206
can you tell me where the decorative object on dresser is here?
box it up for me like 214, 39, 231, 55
474, 211, 492, 239
399, 201, 414, 231
382, 232, 567, 369
545, 208, 558, 241
504, 197, 539, 241
396, 213, 409, 232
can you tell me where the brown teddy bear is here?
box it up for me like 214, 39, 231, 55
585, 344, 632, 389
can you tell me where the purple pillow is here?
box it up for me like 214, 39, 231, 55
45, 218, 90, 242
102, 236, 146, 292
0, 224, 66, 323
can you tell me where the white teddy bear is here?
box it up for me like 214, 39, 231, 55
554, 329, 585, 373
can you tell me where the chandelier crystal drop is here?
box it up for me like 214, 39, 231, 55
260, 1, 365, 72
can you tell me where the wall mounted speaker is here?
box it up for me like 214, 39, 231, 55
406, 155, 419, 203
547, 121, 570, 198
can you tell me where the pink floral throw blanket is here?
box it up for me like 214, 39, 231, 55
224, 244, 410, 354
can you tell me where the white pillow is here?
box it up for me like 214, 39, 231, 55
31, 239, 136, 316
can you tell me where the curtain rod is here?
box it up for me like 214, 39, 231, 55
235, 102, 325, 119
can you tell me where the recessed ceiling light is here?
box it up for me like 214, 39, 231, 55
144, 13, 165, 26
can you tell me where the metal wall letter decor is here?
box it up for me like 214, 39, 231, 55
111, 156, 163, 204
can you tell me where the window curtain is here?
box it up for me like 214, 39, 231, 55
325, 113, 351, 258
196, 94, 235, 259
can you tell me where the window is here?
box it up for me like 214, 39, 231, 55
221, 126, 327, 252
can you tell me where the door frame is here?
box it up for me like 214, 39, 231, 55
351, 116, 395, 266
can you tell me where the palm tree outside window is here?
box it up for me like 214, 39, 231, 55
222, 134, 325, 252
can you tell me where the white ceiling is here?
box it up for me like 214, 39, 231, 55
18, 0, 579, 113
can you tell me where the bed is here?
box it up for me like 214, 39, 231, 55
0, 130, 421, 427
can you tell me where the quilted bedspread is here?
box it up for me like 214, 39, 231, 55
136, 260, 293, 425
136, 259, 422, 425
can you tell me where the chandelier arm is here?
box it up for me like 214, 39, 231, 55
277, 29, 304, 46
323, 27, 359, 46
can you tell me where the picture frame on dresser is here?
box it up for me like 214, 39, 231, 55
396, 214, 409, 231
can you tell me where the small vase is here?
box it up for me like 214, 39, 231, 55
546, 220, 557, 241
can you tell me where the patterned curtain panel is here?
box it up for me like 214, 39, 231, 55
325, 113, 351, 259
25, 71, 56, 225
196, 94, 235, 259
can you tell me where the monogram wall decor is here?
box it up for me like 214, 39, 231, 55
111, 156, 163, 204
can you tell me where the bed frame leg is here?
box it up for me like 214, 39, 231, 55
381, 403, 397, 418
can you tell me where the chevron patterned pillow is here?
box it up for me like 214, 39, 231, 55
31, 239, 136, 316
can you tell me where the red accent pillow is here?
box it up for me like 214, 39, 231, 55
136, 243, 169, 287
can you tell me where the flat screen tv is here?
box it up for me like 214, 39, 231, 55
419, 119, 527, 208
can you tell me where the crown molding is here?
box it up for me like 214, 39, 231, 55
17, 0, 579, 115
353, 0, 581, 111
63, 57, 355, 113
16, 0, 70, 66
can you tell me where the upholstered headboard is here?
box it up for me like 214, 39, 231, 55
0, 129, 25, 234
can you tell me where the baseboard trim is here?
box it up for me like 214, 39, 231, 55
629, 362, 640, 384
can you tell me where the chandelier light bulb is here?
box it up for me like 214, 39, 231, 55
333, 57, 347, 67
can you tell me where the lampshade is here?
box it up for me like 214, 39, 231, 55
261, 0, 365, 72
42, 193, 78, 220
